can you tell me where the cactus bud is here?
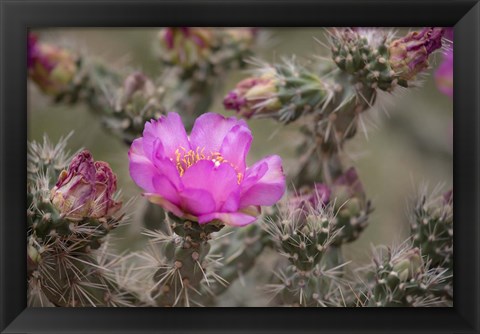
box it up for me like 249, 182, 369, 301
330, 168, 371, 245
392, 248, 423, 282
28, 33, 78, 95
91, 161, 122, 218
50, 151, 96, 220
331, 167, 365, 214
159, 27, 215, 67
223, 71, 280, 118
50, 150, 121, 220
389, 27, 444, 82
289, 183, 331, 215
119, 72, 156, 108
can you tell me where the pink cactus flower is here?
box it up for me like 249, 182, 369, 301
128, 112, 286, 226
50, 150, 122, 220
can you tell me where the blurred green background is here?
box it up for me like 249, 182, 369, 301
28, 28, 453, 268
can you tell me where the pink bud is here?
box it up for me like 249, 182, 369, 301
91, 161, 122, 218
50, 151, 96, 220
389, 27, 444, 81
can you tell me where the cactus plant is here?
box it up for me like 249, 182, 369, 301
27, 27, 453, 308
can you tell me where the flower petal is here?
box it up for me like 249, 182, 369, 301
180, 188, 216, 216
181, 160, 240, 211
198, 212, 258, 226
189, 112, 247, 154
149, 138, 182, 188
219, 124, 252, 175
128, 138, 158, 192
152, 174, 182, 206
142, 113, 190, 159
144, 193, 185, 218
239, 155, 286, 207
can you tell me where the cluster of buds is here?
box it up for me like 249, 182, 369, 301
157, 27, 259, 129
410, 189, 453, 270
158, 27, 257, 72
330, 27, 445, 90
28, 33, 78, 96
360, 242, 452, 307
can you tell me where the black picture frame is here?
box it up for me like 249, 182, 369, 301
1, 0, 479, 333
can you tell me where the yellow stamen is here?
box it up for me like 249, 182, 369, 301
173, 146, 243, 183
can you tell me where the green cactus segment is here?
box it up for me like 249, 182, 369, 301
151, 217, 225, 307
205, 223, 271, 300
330, 29, 406, 90
332, 197, 373, 246
273, 63, 335, 123
267, 263, 346, 307
361, 244, 452, 307
265, 202, 339, 272
411, 192, 453, 270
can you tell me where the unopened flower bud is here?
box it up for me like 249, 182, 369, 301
118, 72, 156, 109
223, 71, 281, 118
331, 167, 365, 215
389, 27, 444, 82
392, 248, 423, 282
28, 33, 78, 95
50, 150, 122, 220
50, 150, 96, 220
159, 27, 215, 67
91, 161, 122, 218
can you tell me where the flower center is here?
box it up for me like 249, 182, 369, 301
174, 146, 243, 183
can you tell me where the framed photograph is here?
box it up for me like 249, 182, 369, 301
1, 0, 479, 333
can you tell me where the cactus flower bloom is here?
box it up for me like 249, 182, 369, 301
28, 33, 78, 95
223, 71, 280, 118
50, 150, 121, 220
128, 112, 286, 226
389, 27, 444, 81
